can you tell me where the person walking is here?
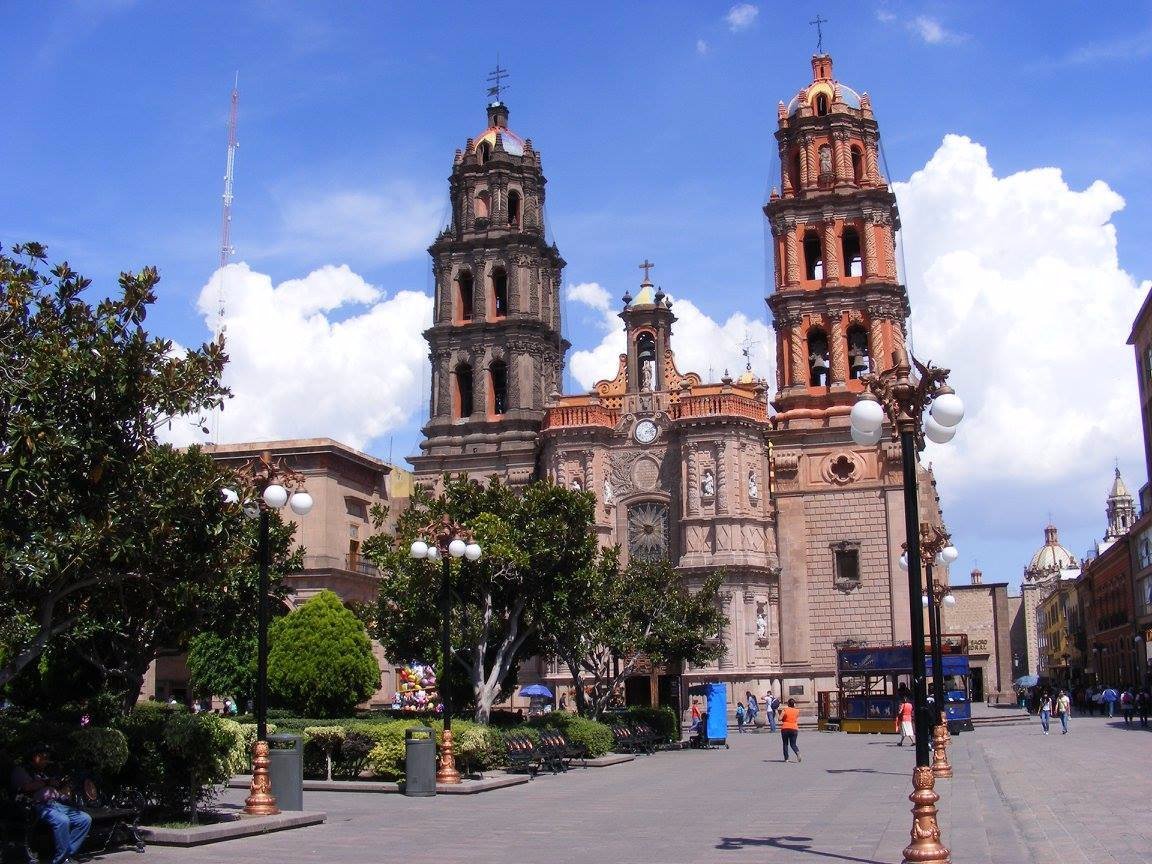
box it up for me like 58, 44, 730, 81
896, 695, 915, 746
1136, 689, 1150, 728
1101, 685, 1119, 717
735, 701, 746, 733
746, 692, 759, 729
1056, 690, 1071, 734
780, 698, 802, 762
1038, 692, 1052, 734
1121, 688, 1135, 726
766, 692, 779, 732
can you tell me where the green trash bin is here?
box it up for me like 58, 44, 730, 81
404, 726, 437, 797
267, 733, 304, 811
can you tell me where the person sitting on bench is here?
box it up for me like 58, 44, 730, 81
691, 711, 710, 748
9, 744, 91, 864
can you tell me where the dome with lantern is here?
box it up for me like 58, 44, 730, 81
1024, 523, 1080, 583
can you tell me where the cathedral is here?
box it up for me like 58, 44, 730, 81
410, 54, 945, 707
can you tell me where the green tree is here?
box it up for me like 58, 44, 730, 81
186, 631, 257, 708
267, 591, 379, 717
365, 476, 607, 723
0, 243, 229, 689
541, 558, 728, 718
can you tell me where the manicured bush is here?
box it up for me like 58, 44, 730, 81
69, 727, 130, 774
267, 591, 380, 718
163, 712, 236, 821
364, 720, 423, 780
452, 722, 505, 775
625, 705, 678, 742
532, 713, 613, 757
304, 726, 345, 781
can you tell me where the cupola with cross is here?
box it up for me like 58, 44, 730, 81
764, 51, 910, 426
412, 66, 568, 488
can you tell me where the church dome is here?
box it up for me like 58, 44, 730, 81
787, 82, 862, 117
1025, 524, 1079, 581
471, 102, 526, 157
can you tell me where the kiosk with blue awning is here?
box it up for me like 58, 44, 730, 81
687, 682, 730, 748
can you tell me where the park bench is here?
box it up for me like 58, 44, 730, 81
535, 732, 569, 773
503, 734, 541, 777
631, 723, 662, 754
611, 725, 643, 754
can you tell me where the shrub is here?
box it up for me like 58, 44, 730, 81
625, 705, 678, 743
163, 712, 236, 821
216, 719, 270, 778
364, 721, 418, 780
532, 713, 613, 757
304, 726, 345, 781
336, 729, 375, 779
267, 591, 380, 718
452, 722, 504, 775
69, 727, 129, 774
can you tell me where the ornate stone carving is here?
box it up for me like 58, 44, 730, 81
609, 450, 643, 496
632, 457, 661, 492
772, 450, 800, 474
820, 452, 863, 486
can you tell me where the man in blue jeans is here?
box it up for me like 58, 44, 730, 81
10, 744, 91, 864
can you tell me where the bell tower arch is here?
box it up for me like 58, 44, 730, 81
412, 92, 568, 488
764, 53, 910, 428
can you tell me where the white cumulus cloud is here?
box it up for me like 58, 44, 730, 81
896, 135, 1147, 524
696, 39, 710, 56
161, 262, 432, 450
908, 15, 965, 45
724, 3, 758, 32
565, 282, 773, 392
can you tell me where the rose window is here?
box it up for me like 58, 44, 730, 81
628, 502, 669, 561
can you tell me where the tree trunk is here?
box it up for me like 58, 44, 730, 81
565, 657, 588, 716
325, 752, 333, 782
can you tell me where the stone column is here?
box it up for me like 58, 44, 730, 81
834, 130, 851, 182
862, 215, 879, 279
718, 591, 735, 670
830, 313, 847, 385
687, 444, 700, 516
822, 217, 840, 284
784, 223, 800, 286
880, 215, 897, 280
865, 134, 880, 185
868, 316, 886, 373
790, 325, 808, 388
716, 441, 729, 514
779, 141, 793, 196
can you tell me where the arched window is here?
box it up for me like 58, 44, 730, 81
474, 189, 490, 220
636, 331, 657, 390
479, 141, 491, 163
490, 360, 508, 415
841, 227, 862, 277
851, 146, 864, 185
491, 267, 508, 317
846, 325, 870, 380
457, 271, 474, 321
807, 329, 829, 386
803, 231, 823, 280
455, 363, 473, 418
508, 190, 522, 228
815, 93, 829, 116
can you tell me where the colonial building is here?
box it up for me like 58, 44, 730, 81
412, 54, 948, 709
1127, 288, 1152, 685
1018, 523, 1080, 678
942, 567, 1014, 702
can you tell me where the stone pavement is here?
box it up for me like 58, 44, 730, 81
128, 712, 1149, 864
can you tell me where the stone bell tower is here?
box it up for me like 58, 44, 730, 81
411, 95, 567, 488
764, 53, 910, 428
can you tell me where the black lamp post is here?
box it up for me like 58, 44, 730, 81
410, 515, 481, 785
851, 348, 964, 864
225, 452, 313, 817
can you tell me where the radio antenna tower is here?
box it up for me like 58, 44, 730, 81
217, 71, 240, 341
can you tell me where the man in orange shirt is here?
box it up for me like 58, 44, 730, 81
779, 698, 802, 762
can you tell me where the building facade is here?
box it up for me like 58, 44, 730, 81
942, 568, 1014, 702
411, 54, 949, 710
1018, 523, 1080, 678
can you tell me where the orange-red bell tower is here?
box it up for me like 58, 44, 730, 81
765, 54, 909, 427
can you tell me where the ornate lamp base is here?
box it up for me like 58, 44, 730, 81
243, 740, 281, 816
436, 729, 462, 785
931, 715, 953, 779
902, 765, 950, 864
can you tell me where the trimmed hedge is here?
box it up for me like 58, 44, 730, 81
624, 705, 679, 743
531, 713, 613, 757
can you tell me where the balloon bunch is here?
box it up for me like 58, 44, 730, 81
392, 663, 440, 711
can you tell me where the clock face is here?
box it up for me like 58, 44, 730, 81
634, 419, 658, 444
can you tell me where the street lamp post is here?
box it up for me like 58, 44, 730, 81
915, 525, 958, 779
850, 347, 963, 864
225, 453, 314, 817
410, 515, 481, 785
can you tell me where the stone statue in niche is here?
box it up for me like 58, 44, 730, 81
640, 359, 654, 391
701, 469, 715, 498
819, 144, 833, 176
748, 470, 759, 500
756, 605, 768, 640
603, 477, 614, 504
570, 477, 582, 491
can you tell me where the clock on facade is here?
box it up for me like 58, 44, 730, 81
633, 419, 658, 444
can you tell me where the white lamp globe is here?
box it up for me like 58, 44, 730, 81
921, 594, 929, 608
426, 545, 440, 561
410, 540, 429, 559
851, 425, 883, 447
263, 484, 289, 509
289, 492, 314, 516
899, 552, 908, 570
941, 545, 959, 564
943, 594, 957, 606
929, 392, 964, 428
924, 415, 957, 445
464, 543, 482, 561
242, 500, 261, 520
448, 538, 467, 558
935, 551, 946, 566
850, 398, 885, 434
221, 488, 239, 505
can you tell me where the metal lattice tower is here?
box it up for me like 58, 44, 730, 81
217, 72, 240, 339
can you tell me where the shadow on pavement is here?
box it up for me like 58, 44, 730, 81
825, 767, 907, 777
716, 835, 887, 863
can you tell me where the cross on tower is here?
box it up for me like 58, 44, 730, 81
809, 14, 828, 54
638, 258, 655, 284
486, 61, 509, 101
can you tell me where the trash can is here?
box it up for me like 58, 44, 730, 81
267, 733, 304, 811
404, 726, 437, 797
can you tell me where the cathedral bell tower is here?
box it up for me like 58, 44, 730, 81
411, 96, 567, 488
764, 54, 910, 427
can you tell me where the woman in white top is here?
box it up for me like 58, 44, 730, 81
1039, 693, 1053, 735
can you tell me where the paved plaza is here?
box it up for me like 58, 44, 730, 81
134, 712, 1150, 864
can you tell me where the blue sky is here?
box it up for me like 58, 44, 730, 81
3, 1, 1151, 591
